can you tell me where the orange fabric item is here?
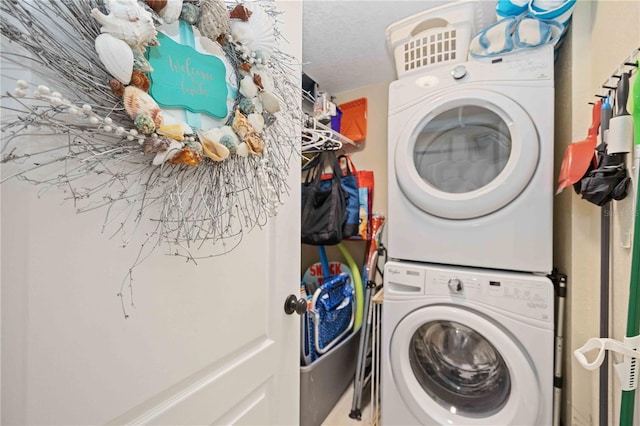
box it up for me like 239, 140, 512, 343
556, 101, 602, 194
339, 98, 368, 142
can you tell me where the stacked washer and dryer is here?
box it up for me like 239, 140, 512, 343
381, 2, 556, 425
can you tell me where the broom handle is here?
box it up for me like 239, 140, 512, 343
620, 66, 640, 426
620, 161, 640, 426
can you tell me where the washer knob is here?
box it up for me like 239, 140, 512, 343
451, 65, 467, 80
448, 278, 463, 294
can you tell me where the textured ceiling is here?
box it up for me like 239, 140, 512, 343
302, 0, 450, 95
302, 0, 497, 95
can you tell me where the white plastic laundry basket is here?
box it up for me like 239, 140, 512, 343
385, 0, 489, 78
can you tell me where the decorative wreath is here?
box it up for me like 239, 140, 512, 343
1, 0, 301, 263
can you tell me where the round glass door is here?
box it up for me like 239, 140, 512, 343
414, 106, 511, 194
389, 305, 541, 425
394, 90, 539, 219
409, 321, 510, 418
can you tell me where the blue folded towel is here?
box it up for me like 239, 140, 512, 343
514, 17, 554, 48
470, 16, 565, 58
496, 0, 529, 19
470, 17, 518, 57
528, 0, 577, 26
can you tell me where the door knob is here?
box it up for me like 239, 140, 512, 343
284, 295, 307, 315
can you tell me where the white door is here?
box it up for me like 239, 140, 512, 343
0, 1, 302, 424
394, 90, 539, 219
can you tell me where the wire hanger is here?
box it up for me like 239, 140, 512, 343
302, 113, 344, 152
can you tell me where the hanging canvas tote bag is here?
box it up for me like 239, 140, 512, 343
338, 155, 374, 240
301, 152, 348, 245
323, 155, 360, 240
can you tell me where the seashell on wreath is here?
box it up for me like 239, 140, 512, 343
253, 69, 275, 92
133, 51, 154, 73
123, 86, 164, 128
156, 124, 185, 141
180, 3, 200, 25
95, 33, 133, 84
230, 3, 275, 63
130, 71, 150, 92
247, 113, 264, 133
244, 132, 264, 154
143, 135, 171, 154
259, 91, 280, 113
236, 142, 250, 157
232, 107, 263, 154
91, 0, 158, 54
109, 79, 126, 97
153, 140, 183, 165
168, 146, 202, 166
239, 75, 259, 98
198, 0, 230, 42
134, 113, 156, 135
158, 0, 183, 24
230, 4, 252, 21
197, 129, 230, 162
145, 0, 167, 14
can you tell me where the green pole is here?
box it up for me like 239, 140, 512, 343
620, 188, 640, 425
621, 63, 640, 426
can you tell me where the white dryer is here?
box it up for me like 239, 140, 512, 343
387, 45, 554, 273
381, 260, 554, 425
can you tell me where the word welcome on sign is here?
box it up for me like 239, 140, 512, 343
147, 32, 228, 119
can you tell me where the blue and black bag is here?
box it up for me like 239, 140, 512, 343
301, 272, 354, 365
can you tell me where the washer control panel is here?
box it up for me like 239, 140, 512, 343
428, 271, 553, 322
384, 262, 554, 322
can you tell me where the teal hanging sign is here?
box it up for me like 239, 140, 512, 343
146, 32, 228, 119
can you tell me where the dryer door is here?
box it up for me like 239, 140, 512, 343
394, 89, 539, 219
390, 305, 542, 425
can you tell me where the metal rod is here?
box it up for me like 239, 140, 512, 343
591, 47, 640, 102
600, 203, 611, 426
553, 273, 567, 426
350, 286, 373, 419
599, 96, 614, 426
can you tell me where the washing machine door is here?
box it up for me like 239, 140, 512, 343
390, 305, 542, 425
394, 89, 539, 219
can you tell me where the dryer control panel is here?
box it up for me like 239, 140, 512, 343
388, 44, 554, 117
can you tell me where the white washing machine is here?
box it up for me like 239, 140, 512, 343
387, 45, 554, 274
381, 260, 554, 425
